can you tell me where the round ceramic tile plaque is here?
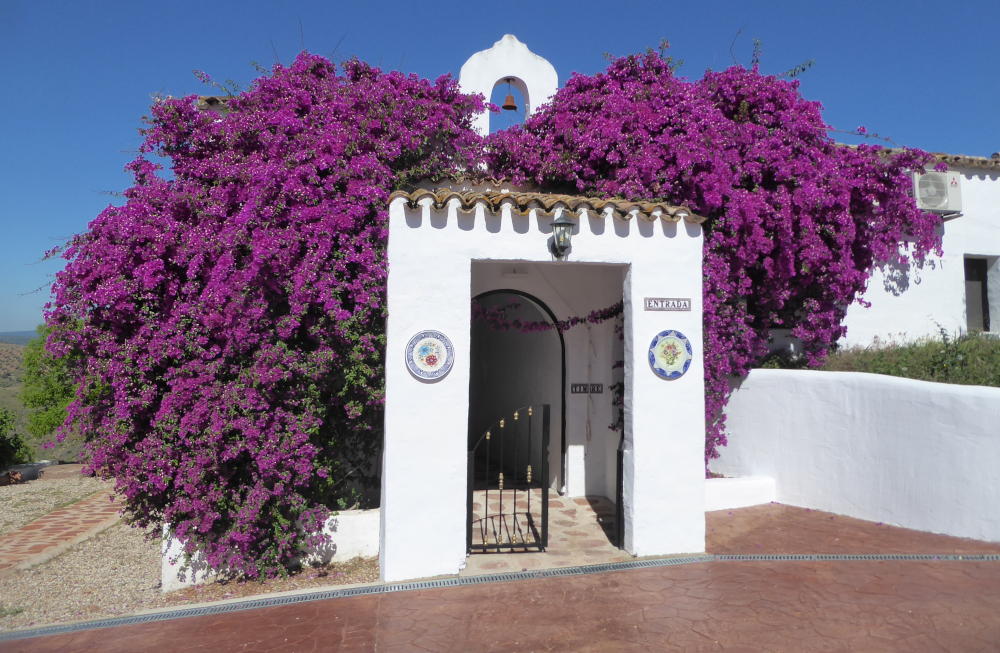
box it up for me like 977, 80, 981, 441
405, 330, 455, 380
648, 330, 693, 380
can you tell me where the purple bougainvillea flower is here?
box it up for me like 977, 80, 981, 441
45, 47, 938, 579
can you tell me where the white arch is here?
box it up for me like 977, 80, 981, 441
459, 34, 558, 136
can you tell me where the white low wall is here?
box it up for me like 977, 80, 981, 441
715, 369, 1000, 542
704, 476, 776, 511
161, 508, 380, 593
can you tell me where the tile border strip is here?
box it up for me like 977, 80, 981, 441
2, 553, 998, 642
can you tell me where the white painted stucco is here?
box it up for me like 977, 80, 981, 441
704, 476, 776, 512
843, 166, 1000, 346
161, 509, 380, 592
459, 34, 558, 136
381, 186, 706, 582
715, 369, 1000, 542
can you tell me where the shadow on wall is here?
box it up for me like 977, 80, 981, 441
161, 508, 381, 592
877, 221, 945, 297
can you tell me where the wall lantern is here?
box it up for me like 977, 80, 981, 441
548, 213, 574, 259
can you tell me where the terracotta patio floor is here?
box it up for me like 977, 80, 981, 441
5, 502, 1000, 652
464, 492, 631, 575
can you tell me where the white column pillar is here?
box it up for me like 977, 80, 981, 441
621, 260, 706, 556
380, 202, 472, 582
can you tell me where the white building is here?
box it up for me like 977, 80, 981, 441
842, 153, 1000, 346
377, 36, 713, 582
167, 35, 1000, 591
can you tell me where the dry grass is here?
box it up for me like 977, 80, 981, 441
0, 343, 23, 388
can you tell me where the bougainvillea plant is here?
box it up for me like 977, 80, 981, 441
47, 48, 940, 578
487, 51, 941, 460
472, 298, 623, 333
46, 54, 484, 577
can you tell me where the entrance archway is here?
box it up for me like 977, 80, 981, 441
468, 290, 564, 491
467, 290, 563, 552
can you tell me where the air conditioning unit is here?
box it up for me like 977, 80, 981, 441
913, 171, 962, 214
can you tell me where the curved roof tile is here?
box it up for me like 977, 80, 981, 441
388, 189, 705, 224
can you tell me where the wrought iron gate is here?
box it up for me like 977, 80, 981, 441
467, 404, 549, 552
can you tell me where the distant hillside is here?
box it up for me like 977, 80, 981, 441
0, 331, 36, 346
0, 340, 81, 463
0, 342, 24, 387
0, 341, 30, 457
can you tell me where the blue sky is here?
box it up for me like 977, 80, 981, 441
1, 0, 997, 331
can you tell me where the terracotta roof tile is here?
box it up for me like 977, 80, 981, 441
388, 188, 705, 224
930, 152, 1000, 171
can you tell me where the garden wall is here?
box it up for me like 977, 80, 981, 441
714, 369, 1000, 542
161, 508, 380, 592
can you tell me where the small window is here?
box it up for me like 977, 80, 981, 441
965, 258, 990, 332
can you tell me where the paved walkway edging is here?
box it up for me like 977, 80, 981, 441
5, 552, 1000, 643
0, 491, 121, 577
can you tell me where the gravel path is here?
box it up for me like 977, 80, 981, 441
0, 522, 162, 631
0, 475, 111, 536
0, 471, 379, 634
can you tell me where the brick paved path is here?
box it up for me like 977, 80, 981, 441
0, 491, 120, 576
7, 503, 1000, 651
9, 558, 1000, 652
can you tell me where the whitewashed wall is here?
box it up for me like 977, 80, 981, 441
382, 191, 706, 582
715, 369, 1000, 542
843, 166, 1000, 346
458, 34, 558, 136
161, 509, 380, 592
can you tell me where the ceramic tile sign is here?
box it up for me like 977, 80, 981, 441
571, 383, 604, 394
644, 297, 691, 311
405, 330, 454, 381
648, 330, 693, 380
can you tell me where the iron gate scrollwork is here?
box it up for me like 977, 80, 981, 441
467, 404, 549, 552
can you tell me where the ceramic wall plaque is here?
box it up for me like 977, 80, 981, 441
648, 330, 693, 380
405, 330, 455, 380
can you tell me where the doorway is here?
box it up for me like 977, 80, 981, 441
467, 291, 562, 552
466, 263, 628, 558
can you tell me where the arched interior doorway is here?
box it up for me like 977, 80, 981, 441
468, 290, 564, 492
467, 290, 563, 552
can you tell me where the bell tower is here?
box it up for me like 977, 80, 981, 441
458, 34, 558, 136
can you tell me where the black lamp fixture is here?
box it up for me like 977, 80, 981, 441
549, 213, 574, 258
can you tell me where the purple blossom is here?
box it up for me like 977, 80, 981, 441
47, 53, 484, 578
45, 48, 938, 578
486, 51, 940, 461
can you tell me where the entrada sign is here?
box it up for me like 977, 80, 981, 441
644, 297, 691, 311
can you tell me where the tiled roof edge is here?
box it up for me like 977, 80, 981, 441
388, 189, 706, 224
929, 152, 1000, 171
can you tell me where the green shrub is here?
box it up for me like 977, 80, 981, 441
21, 325, 76, 441
0, 407, 31, 469
819, 332, 1000, 388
